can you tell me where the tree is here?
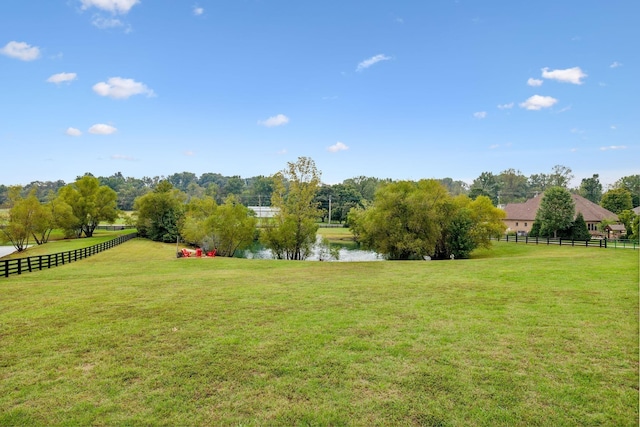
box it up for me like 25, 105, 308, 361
262, 157, 321, 260
438, 178, 469, 196
617, 210, 637, 237
135, 180, 186, 242
629, 215, 639, 242
535, 187, 575, 238
569, 212, 591, 240
181, 195, 256, 256
350, 180, 452, 260
613, 175, 640, 207
0, 187, 37, 251
204, 196, 256, 257
527, 173, 550, 195
600, 188, 633, 214
548, 165, 574, 188
578, 174, 603, 204
167, 171, 198, 192
350, 181, 504, 260
57, 176, 119, 237
342, 176, 387, 203
498, 169, 529, 204
469, 172, 500, 205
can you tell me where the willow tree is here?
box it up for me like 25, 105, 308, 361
58, 175, 118, 237
262, 157, 321, 260
349, 181, 505, 260
180, 195, 256, 257
350, 179, 452, 260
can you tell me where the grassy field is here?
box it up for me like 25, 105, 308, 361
0, 230, 135, 260
0, 239, 638, 426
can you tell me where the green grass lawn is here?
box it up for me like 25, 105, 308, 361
0, 240, 638, 426
1, 230, 135, 260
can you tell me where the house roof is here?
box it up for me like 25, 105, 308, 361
605, 224, 626, 232
633, 206, 640, 215
504, 193, 619, 222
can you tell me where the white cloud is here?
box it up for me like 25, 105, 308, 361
328, 141, 349, 153
184, 150, 195, 156
66, 127, 82, 136
527, 78, 543, 87
473, 111, 487, 119
111, 154, 135, 160
610, 125, 617, 130
541, 67, 587, 84
489, 144, 500, 149
92, 16, 125, 29
519, 95, 558, 111
257, 114, 289, 127
89, 124, 117, 134
600, 145, 626, 151
277, 149, 288, 155
0, 41, 40, 61
609, 61, 622, 68
47, 72, 77, 84
93, 77, 155, 99
356, 54, 391, 72
497, 102, 514, 109
395, 17, 404, 24
81, 0, 139, 14
193, 6, 204, 16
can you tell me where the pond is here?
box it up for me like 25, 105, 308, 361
238, 236, 385, 262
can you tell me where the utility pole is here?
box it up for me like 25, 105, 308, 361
328, 195, 332, 226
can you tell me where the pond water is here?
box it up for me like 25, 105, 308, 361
239, 237, 385, 262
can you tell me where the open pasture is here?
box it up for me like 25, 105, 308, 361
0, 240, 638, 426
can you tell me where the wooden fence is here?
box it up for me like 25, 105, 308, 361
1, 233, 137, 278
496, 235, 638, 250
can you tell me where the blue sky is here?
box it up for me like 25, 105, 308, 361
1, 0, 637, 187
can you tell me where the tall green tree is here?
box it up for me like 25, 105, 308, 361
568, 212, 591, 240
613, 175, 640, 207
350, 180, 452, 260
134, 180, 187, 242
262, 157, 321, 260
498, 169, 529, 204
578, 174, 603, 203
535, 187, 575, 238
205, 196, 256, 257
469, 172, 500, 205
548, 165, 574, 188
600, 188, 633, 214
58, 176, 119, 237
180, 195, 256, 256
617, 210, 637, 237
0, 187, 38, 251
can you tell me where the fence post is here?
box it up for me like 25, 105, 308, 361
27, 257, 32, 273
3, 260, 8, 277
604, 238, 607, 249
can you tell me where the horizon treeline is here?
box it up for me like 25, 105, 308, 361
1, 166, 638, 218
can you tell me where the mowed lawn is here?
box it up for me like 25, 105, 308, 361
0, 239, 638, 426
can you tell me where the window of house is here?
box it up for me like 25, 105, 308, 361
516, 222, 519, 227
525, 222, 528, 227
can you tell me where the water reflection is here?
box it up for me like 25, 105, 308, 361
240, 237, 384, 261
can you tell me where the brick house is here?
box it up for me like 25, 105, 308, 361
503, 193, 619, 237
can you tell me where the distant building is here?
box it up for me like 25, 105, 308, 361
248, 206, 280, 219
503, 193, 619, 237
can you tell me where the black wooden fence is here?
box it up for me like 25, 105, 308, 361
493, 234, 640, 249
1, 233, 137, 278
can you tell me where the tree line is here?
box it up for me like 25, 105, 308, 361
1, 161, 638, 258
